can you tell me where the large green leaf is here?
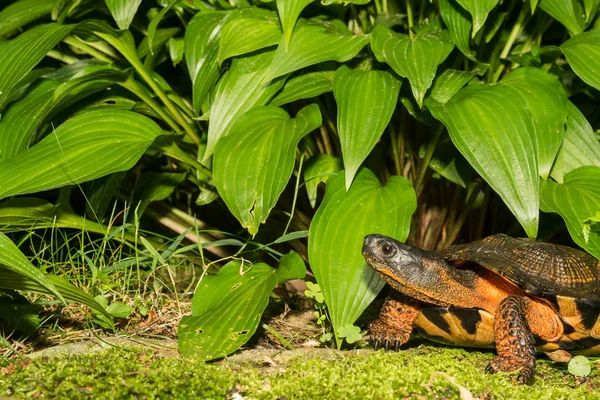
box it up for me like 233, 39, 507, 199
0, 63, 127, 160
551, 102, 600, 182
218, 12, 281, 64
270, 70, 335, 107
0, 0, 54, 39
561, 30, 600, 91
455, 0, 499, 36
204, 50, 284, 162
583, 0, 600, 21
185, 11, 227, 113
178, 251, 305, 359
276, 0, 313, 49
333, 66, 401, 189
105, 0, 142, 30
427, 68, 568, 238
0, 268, 112, 320
266, 19, 369, 81
213, 104, 322, 236
439, 0, 474, 60
371, 25, 454, 107
0, 109, 163, 199
0, 232, 63, 303
0, 23, 75, 112
541, 167, 600, 259
429, 68, 476, 104
539, 0, 586, 36
308, 168, 416, 346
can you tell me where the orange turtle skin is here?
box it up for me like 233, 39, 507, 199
363, 234, 600, 384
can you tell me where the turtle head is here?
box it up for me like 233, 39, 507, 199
363, 234, 462, 306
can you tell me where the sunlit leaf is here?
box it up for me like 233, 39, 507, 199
270, 70, 335, 107
551, 102, 600, 182
333, 66, 401, 189
219, 12, 281, 64
147, 0, 178, 54
105, 0, 142, 30
308, 169, 416, 346
561, 30, 600, 91
0, 109, 163, 199
276, 0, 313, 49
204, 50, 284, 162
266, 19, 369, 81
541, 166, 600, 259
429, 69, 476, 104
213, 104, 321, 235
427, 68, 568, 238
178, 252, 305, 358
455, 0, 499, 36
439, 0, 473, 59
539, 0, 586, 35
371, 24, 454, 107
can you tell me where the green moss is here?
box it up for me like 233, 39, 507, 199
1, 345, 597, 399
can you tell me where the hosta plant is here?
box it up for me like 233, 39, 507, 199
0, 0, 599, 358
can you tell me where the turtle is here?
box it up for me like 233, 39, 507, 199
362, 233, 600, 383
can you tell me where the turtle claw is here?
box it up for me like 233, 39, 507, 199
394, 340, 400, 351
383, 339, 390, 351
372, 339, 380, 350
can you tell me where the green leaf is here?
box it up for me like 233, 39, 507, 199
439, 0, 473, 60
214, 104, 321, 236
308, 169, 416, 346
333, 66, 401, 189
551, 102, 600, 182
561, 30, 600, 91
276, 250, 306, 283
270, 70, 335, 107
0, 0, 54, 39
147, 0, 178, 55
204, 50, 284, 162
130, 172, 187, 217
539, 0, 586, 36
455, 0, 499, 36
266, 19, 369, 81
107, 302, 132, 318
371, 24, 454, 107
0, 233, 63, 303
568, 355, 592, 377
218, 13, 281, 64
168, 37, 184, 65
105, 0, 142, 30
178, 253, 305, 359
428, 68, 568, 238
0, 109, 163, 200
0, 23, 75, 113
583, 0, 600, 21
541, 166, 600, 259
0, 293, 41, 335
303, 155, 343, 208
428, 137, 473, 188
185, 11, 227, 113
276, 0, 313, 49
429, 69, 476, 104
336, 324, 362, 344
137, 27, 180, 59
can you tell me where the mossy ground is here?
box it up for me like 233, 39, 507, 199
1, 343, 598, 399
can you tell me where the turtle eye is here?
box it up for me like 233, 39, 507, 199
380, 241, 396, 257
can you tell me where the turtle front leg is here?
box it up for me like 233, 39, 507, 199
369, 294, 419, 351
487, 295, 536, 384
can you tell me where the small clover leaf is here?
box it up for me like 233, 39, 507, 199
337, 324, 362, 344
305, 281, 325, 303
320, 333, 333, 343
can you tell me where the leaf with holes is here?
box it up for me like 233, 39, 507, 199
541, 166, 600, 260
178, 251, 305, 358
371, 24, 454, 107
213, 104, 321, 236
308, 168, 416, 347
561, 30, 600, 91
333, 66, 401, 189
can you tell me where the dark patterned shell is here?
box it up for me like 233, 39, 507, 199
440, 234, 600, 300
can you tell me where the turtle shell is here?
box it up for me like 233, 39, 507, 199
440, 234, 600, 300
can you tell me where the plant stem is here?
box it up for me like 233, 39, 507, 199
120, 79, 181, 133
406, 0, 415, 39
491, 4, 530, 83
389, 124, 401, 176
63, 36, 114, 62
283, 154, 305, 236
445, 182, 483, 246
415, 124, 444, 196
